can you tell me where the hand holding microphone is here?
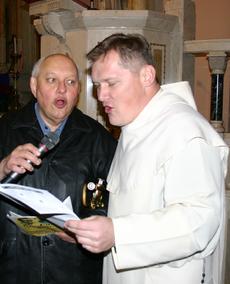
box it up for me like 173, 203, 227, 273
0, 132, 59, 184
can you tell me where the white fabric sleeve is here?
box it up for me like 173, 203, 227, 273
111, 139, 225, 270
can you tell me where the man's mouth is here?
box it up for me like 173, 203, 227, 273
55, 98, 66, 108
104, 105, 113, 114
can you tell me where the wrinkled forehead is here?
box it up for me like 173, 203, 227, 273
40, 55, 79, 77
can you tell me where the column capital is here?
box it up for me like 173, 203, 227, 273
29, 0, 85, 40
33, 10, 76, 40
210, 120, 225, 135
207, 51, 227, 74
29, 0, 85, 16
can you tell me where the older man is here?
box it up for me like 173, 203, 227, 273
0, 53, 117, 284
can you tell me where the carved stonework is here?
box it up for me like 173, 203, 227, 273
184, 39, 230, 54
207, 51, 227, 75
33, 10, 77, 40
31, 8, 181, 121
29, 0, 86, 16
29, 0, 82, 40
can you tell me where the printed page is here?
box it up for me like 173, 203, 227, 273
0, 183, 76, 215
3, 187, 80, 236
7, 211, 63, 236
0, 184, 79, 236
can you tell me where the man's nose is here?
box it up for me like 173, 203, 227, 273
97, 86, 108, 102
57, 81, 67, 93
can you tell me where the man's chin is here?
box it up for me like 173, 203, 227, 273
109, 120, 123, 128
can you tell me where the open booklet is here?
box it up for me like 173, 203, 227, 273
0, 183, 79, 237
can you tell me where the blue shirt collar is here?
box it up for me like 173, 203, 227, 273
34, 102, 67, 137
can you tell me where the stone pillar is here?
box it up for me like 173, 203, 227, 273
184, 39, 230, 284
207, 51, 227, 134
184, 39, 230, 132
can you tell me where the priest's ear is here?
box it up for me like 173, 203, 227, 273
140, 65, 156, 87
30, 77, 37, 98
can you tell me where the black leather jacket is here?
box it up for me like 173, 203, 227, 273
0, 100, 117, 284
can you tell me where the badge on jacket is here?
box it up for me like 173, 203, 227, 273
82, 178, 107, 209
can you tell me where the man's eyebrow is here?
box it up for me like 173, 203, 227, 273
93, 77, 118, 83
43, 72, 55, 76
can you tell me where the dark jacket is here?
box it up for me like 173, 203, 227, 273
0, 100, 117, 284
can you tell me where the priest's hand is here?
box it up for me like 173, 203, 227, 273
64, 216, 115, 253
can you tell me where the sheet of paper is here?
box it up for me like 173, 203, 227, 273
0, 183, 76, 215
47, 213, 79, 228
0, 183, 80, 236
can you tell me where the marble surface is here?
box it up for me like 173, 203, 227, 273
184, 39, 230, 54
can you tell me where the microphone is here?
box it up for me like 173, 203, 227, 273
1, 132, 60, 184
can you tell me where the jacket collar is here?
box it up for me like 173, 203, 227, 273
7, 99, 94, 135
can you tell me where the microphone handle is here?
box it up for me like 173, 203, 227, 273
1, 145, 48, 184
1, 172, 21, 184
0, 132, 58, 184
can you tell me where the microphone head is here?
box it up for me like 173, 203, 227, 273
41, 132, 60, 150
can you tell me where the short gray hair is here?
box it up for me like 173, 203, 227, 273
31, 53, 80, 78
31, 56, 45, 77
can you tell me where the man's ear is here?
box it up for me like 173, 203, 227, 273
30, 77, 37, 98
140, 65, 156, 87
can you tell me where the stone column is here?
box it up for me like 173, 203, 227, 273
184, 39, 230, 284
184, 39, 230, 133
207, 51, 227, 134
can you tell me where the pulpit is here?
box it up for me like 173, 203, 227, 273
29, 0, 182, 124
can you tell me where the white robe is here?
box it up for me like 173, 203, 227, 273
103, 82, 229, 284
